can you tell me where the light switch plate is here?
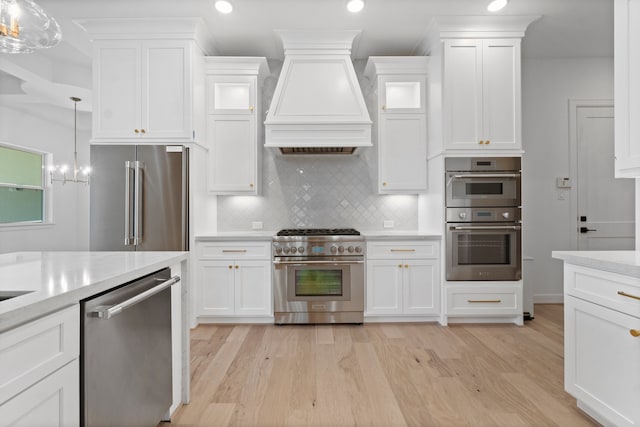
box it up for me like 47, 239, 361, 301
251, 221, 263, 230
556, 177, 572, 188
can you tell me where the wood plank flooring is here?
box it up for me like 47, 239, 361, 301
162, 305, 598, 427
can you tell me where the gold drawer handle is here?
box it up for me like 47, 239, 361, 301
404, 264, 409, 268
468, 299, 502, 304
479, 140, 484, 145
485, 140, 490, 145
631, 329, 640, 337
141, 129, 146, 134
228, 265, 233, 269
618, 291, 640, 301
222, 249, 248, 253
235, 265, 239, 269
390, 249, 416, 252
134, 129, 140, 134
249, 106, 254, 112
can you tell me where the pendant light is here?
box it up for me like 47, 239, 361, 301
0, 0, 61, 53
50, 97, 90, 185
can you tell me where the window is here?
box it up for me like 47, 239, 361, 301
0, 144, 46, 224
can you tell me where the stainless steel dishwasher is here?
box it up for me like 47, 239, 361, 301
81, 267, 179, 427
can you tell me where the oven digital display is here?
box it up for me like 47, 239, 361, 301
311, 246, 325, 254
295, 270, 342, 296
476, 211, 493, 218
465, 182, 503, 195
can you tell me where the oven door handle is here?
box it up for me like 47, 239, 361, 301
450, 173, 521, 179
273, 260, 364, 265
449, 225, 522, 231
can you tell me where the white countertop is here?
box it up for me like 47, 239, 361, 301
195, 231, 441, 241
0, 251, 188, 332
552, 250, 640, 278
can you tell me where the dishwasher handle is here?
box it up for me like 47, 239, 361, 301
89, 276, 180, 320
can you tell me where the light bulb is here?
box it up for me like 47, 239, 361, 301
347, 0, 364, 13
487, 0, 508, 12
215, 0, 233, 14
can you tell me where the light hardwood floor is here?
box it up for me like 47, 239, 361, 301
163, 305, 598, 427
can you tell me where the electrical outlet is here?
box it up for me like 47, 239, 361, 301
251, 221, 263, 230
383, 220, 394, 228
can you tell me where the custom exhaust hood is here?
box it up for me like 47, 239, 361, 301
264, 30, 372, 155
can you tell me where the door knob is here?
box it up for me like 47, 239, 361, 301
580, 227, 597, 233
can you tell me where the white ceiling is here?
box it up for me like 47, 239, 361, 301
38, 0, 613, 62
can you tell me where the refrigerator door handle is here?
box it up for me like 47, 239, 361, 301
133, 160, 143, 245
124, 161, 134, 245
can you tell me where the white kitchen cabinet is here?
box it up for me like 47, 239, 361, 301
445, 285, 522, 318
366, 240, 440, 319
364, 57, 428, 194
92, 39, 195, 142
562, 263, 640, 426
443, 38, 521, 151
615, 0, 640, 177
205, 58, 269, 195
196, 240, 272, 322
0, 305, 79, 425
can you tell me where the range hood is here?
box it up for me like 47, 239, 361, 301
264, 30, 372, 155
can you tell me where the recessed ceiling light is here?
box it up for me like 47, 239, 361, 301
215, 0, 233, 14
347, 0, 365, 13
487, 0, 508, 12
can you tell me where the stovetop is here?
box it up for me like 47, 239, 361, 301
276, 228, 360, 237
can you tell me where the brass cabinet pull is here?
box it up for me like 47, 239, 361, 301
468, 299, 502, 303
134, 129, 140, 134
485, 140, 490, 145
404, 264, 409, 268
390, 249, 416, 252
249, 106, 254, 112
235, 265, 239, 269
618, 291, 640, 301
228, 265, 232, 269
630, 329, 640, 337
249, 183, 254, 188
479, 140, 484, 144
381, 105, 386, 111
222, 249, 248, 253
141, 129, 146, 134
382, 182, 387, 187
398, 264, 402, 268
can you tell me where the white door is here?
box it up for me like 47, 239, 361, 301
576, 105, 635, 249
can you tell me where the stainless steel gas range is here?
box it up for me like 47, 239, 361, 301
272, 228, 365, 324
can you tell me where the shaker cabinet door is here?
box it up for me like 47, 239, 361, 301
366, 260, 404, 315
198, 260, 236, 316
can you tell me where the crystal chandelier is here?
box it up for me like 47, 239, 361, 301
50, 97, 90, 185
0, 0, 61, 53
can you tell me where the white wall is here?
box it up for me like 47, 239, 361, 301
522, 57, 614, 307
0, 104, 90, 253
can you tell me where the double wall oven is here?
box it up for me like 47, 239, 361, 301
445, 157, 522, 281
273, 228, 365, 324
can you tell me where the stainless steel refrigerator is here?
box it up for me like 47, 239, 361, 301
90, 145, 188, 251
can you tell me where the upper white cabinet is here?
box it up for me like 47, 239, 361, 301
78, 18, 211, 144
443, 38, 521, 151
615, 0, 640, 177
423, 16, 538, 156
205, 58, 269, 195
364, 57, 428, 194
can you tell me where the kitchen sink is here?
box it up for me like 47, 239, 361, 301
0, 291, 34, 302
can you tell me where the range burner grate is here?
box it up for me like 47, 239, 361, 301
276, 228, 360, 237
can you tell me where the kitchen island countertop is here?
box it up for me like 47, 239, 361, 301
552, 250, 640, 278
0, 251, 188, 332
195, 231, 442, 241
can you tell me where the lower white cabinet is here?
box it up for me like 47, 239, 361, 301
0, 305, 80, 426
196, 240, 272, 321
562, 263, 640, 427
366, 240, 440, 319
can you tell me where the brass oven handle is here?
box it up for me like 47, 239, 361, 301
273, 260, 364, 265
468, 299, 502, 303
450, 173, 521, 179
618, 291, 640, 301
222, 249, 248, 253
450, 225, 521, 231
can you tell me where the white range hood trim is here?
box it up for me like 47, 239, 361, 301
264, 30, 372, 153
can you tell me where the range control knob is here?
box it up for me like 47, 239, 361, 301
502, 212, 510, 219
298, 246, 305, 254
291, 247, 297, 254
338, 246, 345, 253
283, 247, 291, 254
355, 246, 362, 253
459, 212, 467, 220
330, 246, 338, 254
275, 247, 282, 254
347, 246, 354, 253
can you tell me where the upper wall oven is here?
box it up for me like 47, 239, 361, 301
446, 157, 521, 207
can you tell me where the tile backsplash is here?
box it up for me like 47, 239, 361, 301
216, 60, 419, 232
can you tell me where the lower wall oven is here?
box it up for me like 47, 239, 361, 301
446, 207, 522, 281
272, 230, 365, 324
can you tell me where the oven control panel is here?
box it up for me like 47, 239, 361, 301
273, 240, 365, 256
446, 207, 521, 223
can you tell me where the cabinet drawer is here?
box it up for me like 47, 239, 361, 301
0, 305, 79, 405
565, 264, 640, 317
367, 241, 439, 259
446, 285, 521, 316
197, 241, 271, 260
